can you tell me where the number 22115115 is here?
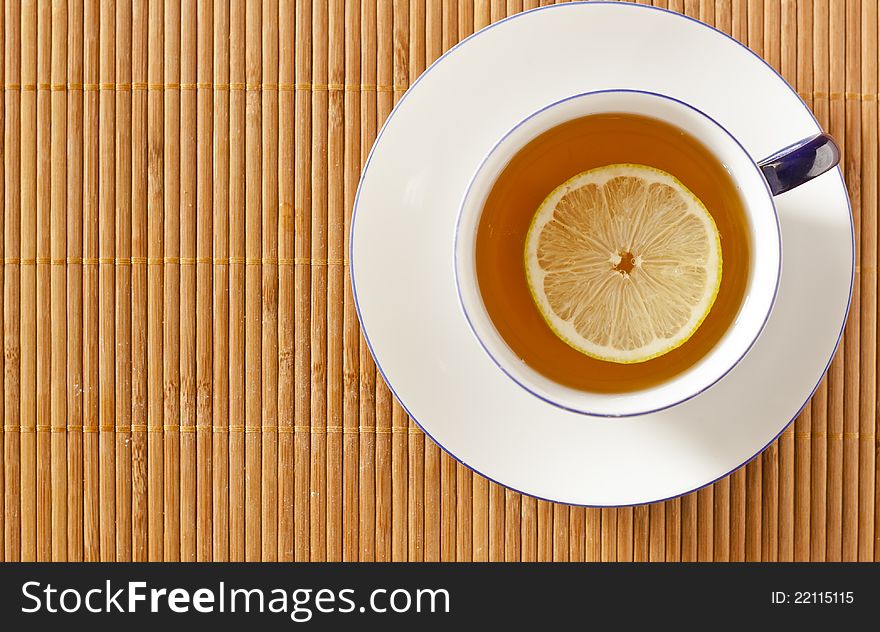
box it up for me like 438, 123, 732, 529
771, 592, 854, 605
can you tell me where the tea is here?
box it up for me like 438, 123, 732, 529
475, 113, 750, 393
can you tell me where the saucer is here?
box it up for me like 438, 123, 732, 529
350, 2, 853, 506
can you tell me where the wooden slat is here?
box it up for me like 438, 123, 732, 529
114, 0, 132, 563
162, 0, 180, 562
326, 0, 345, 564
50, 0, 68, 564
341, 0, 361, 563
0, 0, 6, 565
261, 0, 279, 563
228, 0, 245, 561
67, 0, 85, 563
4, 0, 21, 564
277, 0, 295, 563
859, 0, 877, 564
196, 0, 214, 563
244, 0, 262, 561
20, 0, 36, 564
146, 0, 165, 564
211, 0, 230, 564
82, 0, 99, 562
130, 0, 148, 563
309, 0, 327, 562
36, 0, 52, 564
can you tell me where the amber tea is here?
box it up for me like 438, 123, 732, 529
475, 113, 750, 394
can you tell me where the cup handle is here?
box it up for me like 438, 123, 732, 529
757, 132, 840, 196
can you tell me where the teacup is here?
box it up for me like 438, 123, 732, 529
454, 89, 839, 417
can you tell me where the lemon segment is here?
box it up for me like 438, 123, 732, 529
524, 164, 722, 364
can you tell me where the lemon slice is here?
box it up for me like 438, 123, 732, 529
524, 164, 722, 364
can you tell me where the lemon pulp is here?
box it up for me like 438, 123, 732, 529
524, 164, 722, 364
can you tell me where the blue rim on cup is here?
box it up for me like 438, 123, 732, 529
453, 89, 839, 418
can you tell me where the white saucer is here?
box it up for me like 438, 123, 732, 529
351, 2, 853, 506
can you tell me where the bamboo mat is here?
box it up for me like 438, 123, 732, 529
0, 0, 875, 562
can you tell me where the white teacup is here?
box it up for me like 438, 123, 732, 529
454, 89, 839, 417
